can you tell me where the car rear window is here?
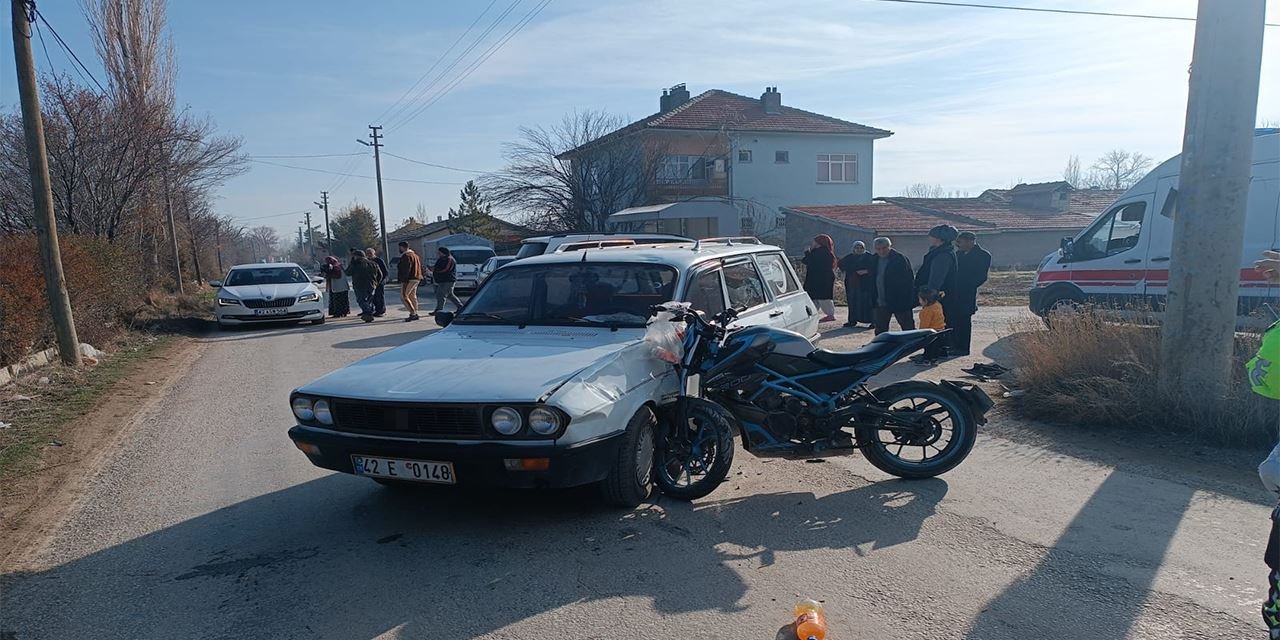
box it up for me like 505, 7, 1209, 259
515, 242, 548, 259
452, 249, 495, 265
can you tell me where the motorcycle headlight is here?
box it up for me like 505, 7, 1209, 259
491, 407, 522, 435
217, 297, 241, 306
313, 399, 333, 425
291, 397, 314, 421
528, 407, 561, 435
298, 291, 319, 303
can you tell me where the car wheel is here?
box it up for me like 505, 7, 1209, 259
598, 406, 656, 508
311, 316, 326, 325
216, 319, 229, 330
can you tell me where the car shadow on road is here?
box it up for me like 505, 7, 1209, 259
965, 470, 1201, 639
331, 330, 436, 350
200, 318, 431, 345
1, 476, 947, 639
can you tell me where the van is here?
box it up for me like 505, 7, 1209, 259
441, 245, 496, 291
1030, 130, 1280, 319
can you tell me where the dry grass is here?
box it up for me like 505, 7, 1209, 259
1005, 309, 1276, 448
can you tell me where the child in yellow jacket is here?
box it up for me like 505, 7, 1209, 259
918, 288, 947, 361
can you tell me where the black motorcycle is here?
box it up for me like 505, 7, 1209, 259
649, 302, 992, 501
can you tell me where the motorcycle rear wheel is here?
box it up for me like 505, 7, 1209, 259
653, 400, 735, 501
855, 381, 976, 479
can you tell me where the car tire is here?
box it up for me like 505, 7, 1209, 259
311, 317, 326, 325
598, 406, 656, 508
216, 319, 229, 330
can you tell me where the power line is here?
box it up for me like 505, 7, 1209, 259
33, 8, 108, 93
381, 151, 488, 174
859, 0, 1280, 27
326, 153, 369, 194
384, 0, 527, 129
248, 158, 464, 185
236, 209, 310, 222
248, 152, 367, 159
390, 0, 552, 130
374, 0, 500, 125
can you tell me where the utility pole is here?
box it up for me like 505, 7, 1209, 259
1159, 0, 1266, 396
357, 126, 390, 259
181, 192, 203, 284
303, 210, 315, 263
10, 0, 79, 366
214, 225, 224, 274
297, 225, 305, 258
315, 191, 330, 254
160, 139, 183, 294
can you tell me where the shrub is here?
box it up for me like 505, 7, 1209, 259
1005, 309, 1275, 448
0, 234, 148, 367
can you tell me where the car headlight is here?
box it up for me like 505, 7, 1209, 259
298, 291, 319, 303
313, 399, 333, 425
291, 397, 314, 421
528, 407, 561, 435
217, 297, 240, 306
491, 407, 522, 435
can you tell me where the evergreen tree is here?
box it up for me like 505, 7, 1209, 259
331, 204, 379, 256
447, 181, 497, 237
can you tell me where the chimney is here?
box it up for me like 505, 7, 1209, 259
761, 86, 781, 114
437, 216, 443, 222
661, 83, 690, 112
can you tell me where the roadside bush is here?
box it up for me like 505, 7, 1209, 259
1006, 309, 1275, 448
0, 235, 148, 367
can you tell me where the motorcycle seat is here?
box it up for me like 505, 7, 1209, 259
806, 330, 939, 368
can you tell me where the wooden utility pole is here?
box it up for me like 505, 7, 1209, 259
315, 191, 330, 254
214, 224, 224, 274
181, 193, 203, 284
161, 143, 183, 294
1159, 0, 1266, 395
10, 0, 80, 366
303, 210, 315, 263
357, 126, 390, 259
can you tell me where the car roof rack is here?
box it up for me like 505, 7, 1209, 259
691, 236, 762, 250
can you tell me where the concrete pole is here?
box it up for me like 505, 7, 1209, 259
10, 0, 80, 366
1159, 0, 1265, 395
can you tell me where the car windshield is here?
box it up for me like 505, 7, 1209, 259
457, 262, 678, 327
453, 249, 495, 265
225, 266, 310, 286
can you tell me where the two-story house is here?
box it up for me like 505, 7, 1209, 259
557, 84, 893, 241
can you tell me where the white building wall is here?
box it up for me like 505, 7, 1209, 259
729, 133, 877, 220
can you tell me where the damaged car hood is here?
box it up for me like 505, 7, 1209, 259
298, 325, 661, 404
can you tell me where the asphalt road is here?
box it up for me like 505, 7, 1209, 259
1, 301, 1272, 639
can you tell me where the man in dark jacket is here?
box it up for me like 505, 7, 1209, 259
366, 247, 389, 317
870, 237, 916, 334
915, 225, 960, 355
951, 231, 993, 356
431, 247, 464, 313
347, 250, 383, 322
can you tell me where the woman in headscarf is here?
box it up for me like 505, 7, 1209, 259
320, 256, 350, 318
802, 234, 838, 322
838, 240, 877, 328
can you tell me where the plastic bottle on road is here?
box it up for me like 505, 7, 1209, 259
794, 599, 827, 640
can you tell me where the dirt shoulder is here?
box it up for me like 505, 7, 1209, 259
0, 335, 203, 570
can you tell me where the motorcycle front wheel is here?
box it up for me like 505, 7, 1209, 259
854, 381, 977, 479
653, 400, 735, 501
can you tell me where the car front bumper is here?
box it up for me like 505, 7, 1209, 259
217, 304, 324, 324
288, 425, 624, 489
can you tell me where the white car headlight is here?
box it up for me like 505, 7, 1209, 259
217, 297, 240, 306
528, 407, 561, 435
297, 291, 319, 303
313, 399, 333, 425
291, 397, 314, 421
491, 407, 522, 435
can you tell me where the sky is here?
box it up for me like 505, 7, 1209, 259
1, 0, 1278, 242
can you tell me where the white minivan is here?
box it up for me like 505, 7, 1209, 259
1030, 130, 1280, 319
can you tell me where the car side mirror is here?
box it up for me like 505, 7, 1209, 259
1059, 237, 1073, 259
209, 280, 222, 288
434, 311, 454, 328
311, 276, 324, 284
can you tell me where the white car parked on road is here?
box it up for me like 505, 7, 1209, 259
288, 239, 818, 505
212, 263, 326, 328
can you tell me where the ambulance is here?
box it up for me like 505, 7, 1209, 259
1029, 129, 1280, 319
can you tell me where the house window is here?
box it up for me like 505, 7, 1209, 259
737, 149, 753, 163
657, 155, 708, 184
775, 150, 790, 164
817, 153, 858, 183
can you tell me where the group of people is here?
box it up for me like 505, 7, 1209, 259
801, 226, 993, 360
317, 243, 466, 323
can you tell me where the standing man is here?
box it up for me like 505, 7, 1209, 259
397, 241, 425, 322
347, 250, 382, 322
870, 237, 916, 334
952, 231, 993, 357
366, 247, 389, 317
432, 247, 465, 314
915, 225, 959, 352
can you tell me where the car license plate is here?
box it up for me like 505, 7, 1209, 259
252, 307, 289, 316
351, 455, 456, 484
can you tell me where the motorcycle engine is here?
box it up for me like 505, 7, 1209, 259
756, 391, 812, 441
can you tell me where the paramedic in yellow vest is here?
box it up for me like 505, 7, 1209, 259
1254, 249, 1280, 639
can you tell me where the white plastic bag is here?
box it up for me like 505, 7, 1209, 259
644, 304, 686, 364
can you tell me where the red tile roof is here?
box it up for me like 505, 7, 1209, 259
786, 188, 1126, 234
559, 89, 891, 158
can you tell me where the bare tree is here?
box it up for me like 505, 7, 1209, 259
248, 226, 279, 260
1086, 150, 1153, 189
481, 111, 662, 233
1063, 155, 1082, 187
901, 183, 946, 198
